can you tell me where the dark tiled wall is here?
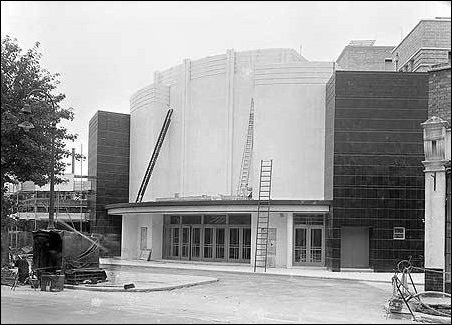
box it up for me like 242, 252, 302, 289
328, 71, 428, 272
324, 74, 335, 200
88, 111, 130, 256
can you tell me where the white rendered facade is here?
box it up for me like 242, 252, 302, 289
116, 48, 334, 267
129, 49, 333, 201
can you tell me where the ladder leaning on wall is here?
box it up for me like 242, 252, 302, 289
135, 107, 174, 203
237, 98, 255, 198
253, 159, 273, 272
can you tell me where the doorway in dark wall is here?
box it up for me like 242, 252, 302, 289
341, 227, 369, 268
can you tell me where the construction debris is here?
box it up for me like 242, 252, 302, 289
124, 283, 135, 290
387, 259, 451, 323
65, 268, 107, 285
1, 267, 17, 286
32, 229, 107, 288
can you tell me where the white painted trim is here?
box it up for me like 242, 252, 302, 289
109, 204, 330, 215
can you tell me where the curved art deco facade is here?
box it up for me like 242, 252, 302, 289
129, 48, 334, 203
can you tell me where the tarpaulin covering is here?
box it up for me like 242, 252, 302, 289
32, 230, 100, 276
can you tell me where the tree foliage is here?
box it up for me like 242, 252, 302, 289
1, 35, 79, 229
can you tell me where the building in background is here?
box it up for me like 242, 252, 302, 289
88, 111, 130, 257
392, 18, 451, 72
7, 172, 92, 251
336, 40, 395, 71
421, 63, 451, 293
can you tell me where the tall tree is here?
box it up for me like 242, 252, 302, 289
1, 36, 79, 263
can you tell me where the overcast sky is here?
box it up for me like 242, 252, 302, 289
1, 1, 451, 173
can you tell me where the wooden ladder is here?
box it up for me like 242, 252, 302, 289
135, 108, 173, 203
237, 98, 255, 198
253, 159, 273, 272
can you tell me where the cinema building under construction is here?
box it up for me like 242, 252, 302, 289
91, 36, 443, 272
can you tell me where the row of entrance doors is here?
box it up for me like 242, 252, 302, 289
164, 224, 324, 266
161, 224, 377, 269
164, 226, 251, 263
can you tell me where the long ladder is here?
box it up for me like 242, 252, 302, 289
237, 98, 255, 198
253, 159, 273, 272
135, 108, 174, 203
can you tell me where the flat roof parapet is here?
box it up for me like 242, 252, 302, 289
348, 40, 376, 46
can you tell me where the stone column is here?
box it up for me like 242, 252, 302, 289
421, 116, 449, 292
287, 213, 293, 268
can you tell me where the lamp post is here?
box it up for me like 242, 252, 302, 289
20, 89, 57, 230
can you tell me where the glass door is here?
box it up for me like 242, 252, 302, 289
215, 228, 225, 260
204, 227, 214, 259
181, 226, 190, 259
191, 227, 201, 260
242, 228, 251, 261
293, 226, 324, 266
170, 227, 180, 258
229, 228, 240, 261
294, 228, 307, 263
310, 227, 323, 264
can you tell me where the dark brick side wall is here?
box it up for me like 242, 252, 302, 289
88, 111, 130, 256
330, 71, 428, 272
425, 268, 444, 292
428, 66, 451, 124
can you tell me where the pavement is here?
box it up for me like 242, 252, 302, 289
99, 257, 424, 285
2, 265, 417, 324
64, 270, 218, 292
5, 257, 422, 293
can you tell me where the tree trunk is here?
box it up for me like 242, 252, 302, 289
1, 229, 9, 266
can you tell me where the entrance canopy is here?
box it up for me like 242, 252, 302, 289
107, 199, 332, 265
106, 199, 332, 215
